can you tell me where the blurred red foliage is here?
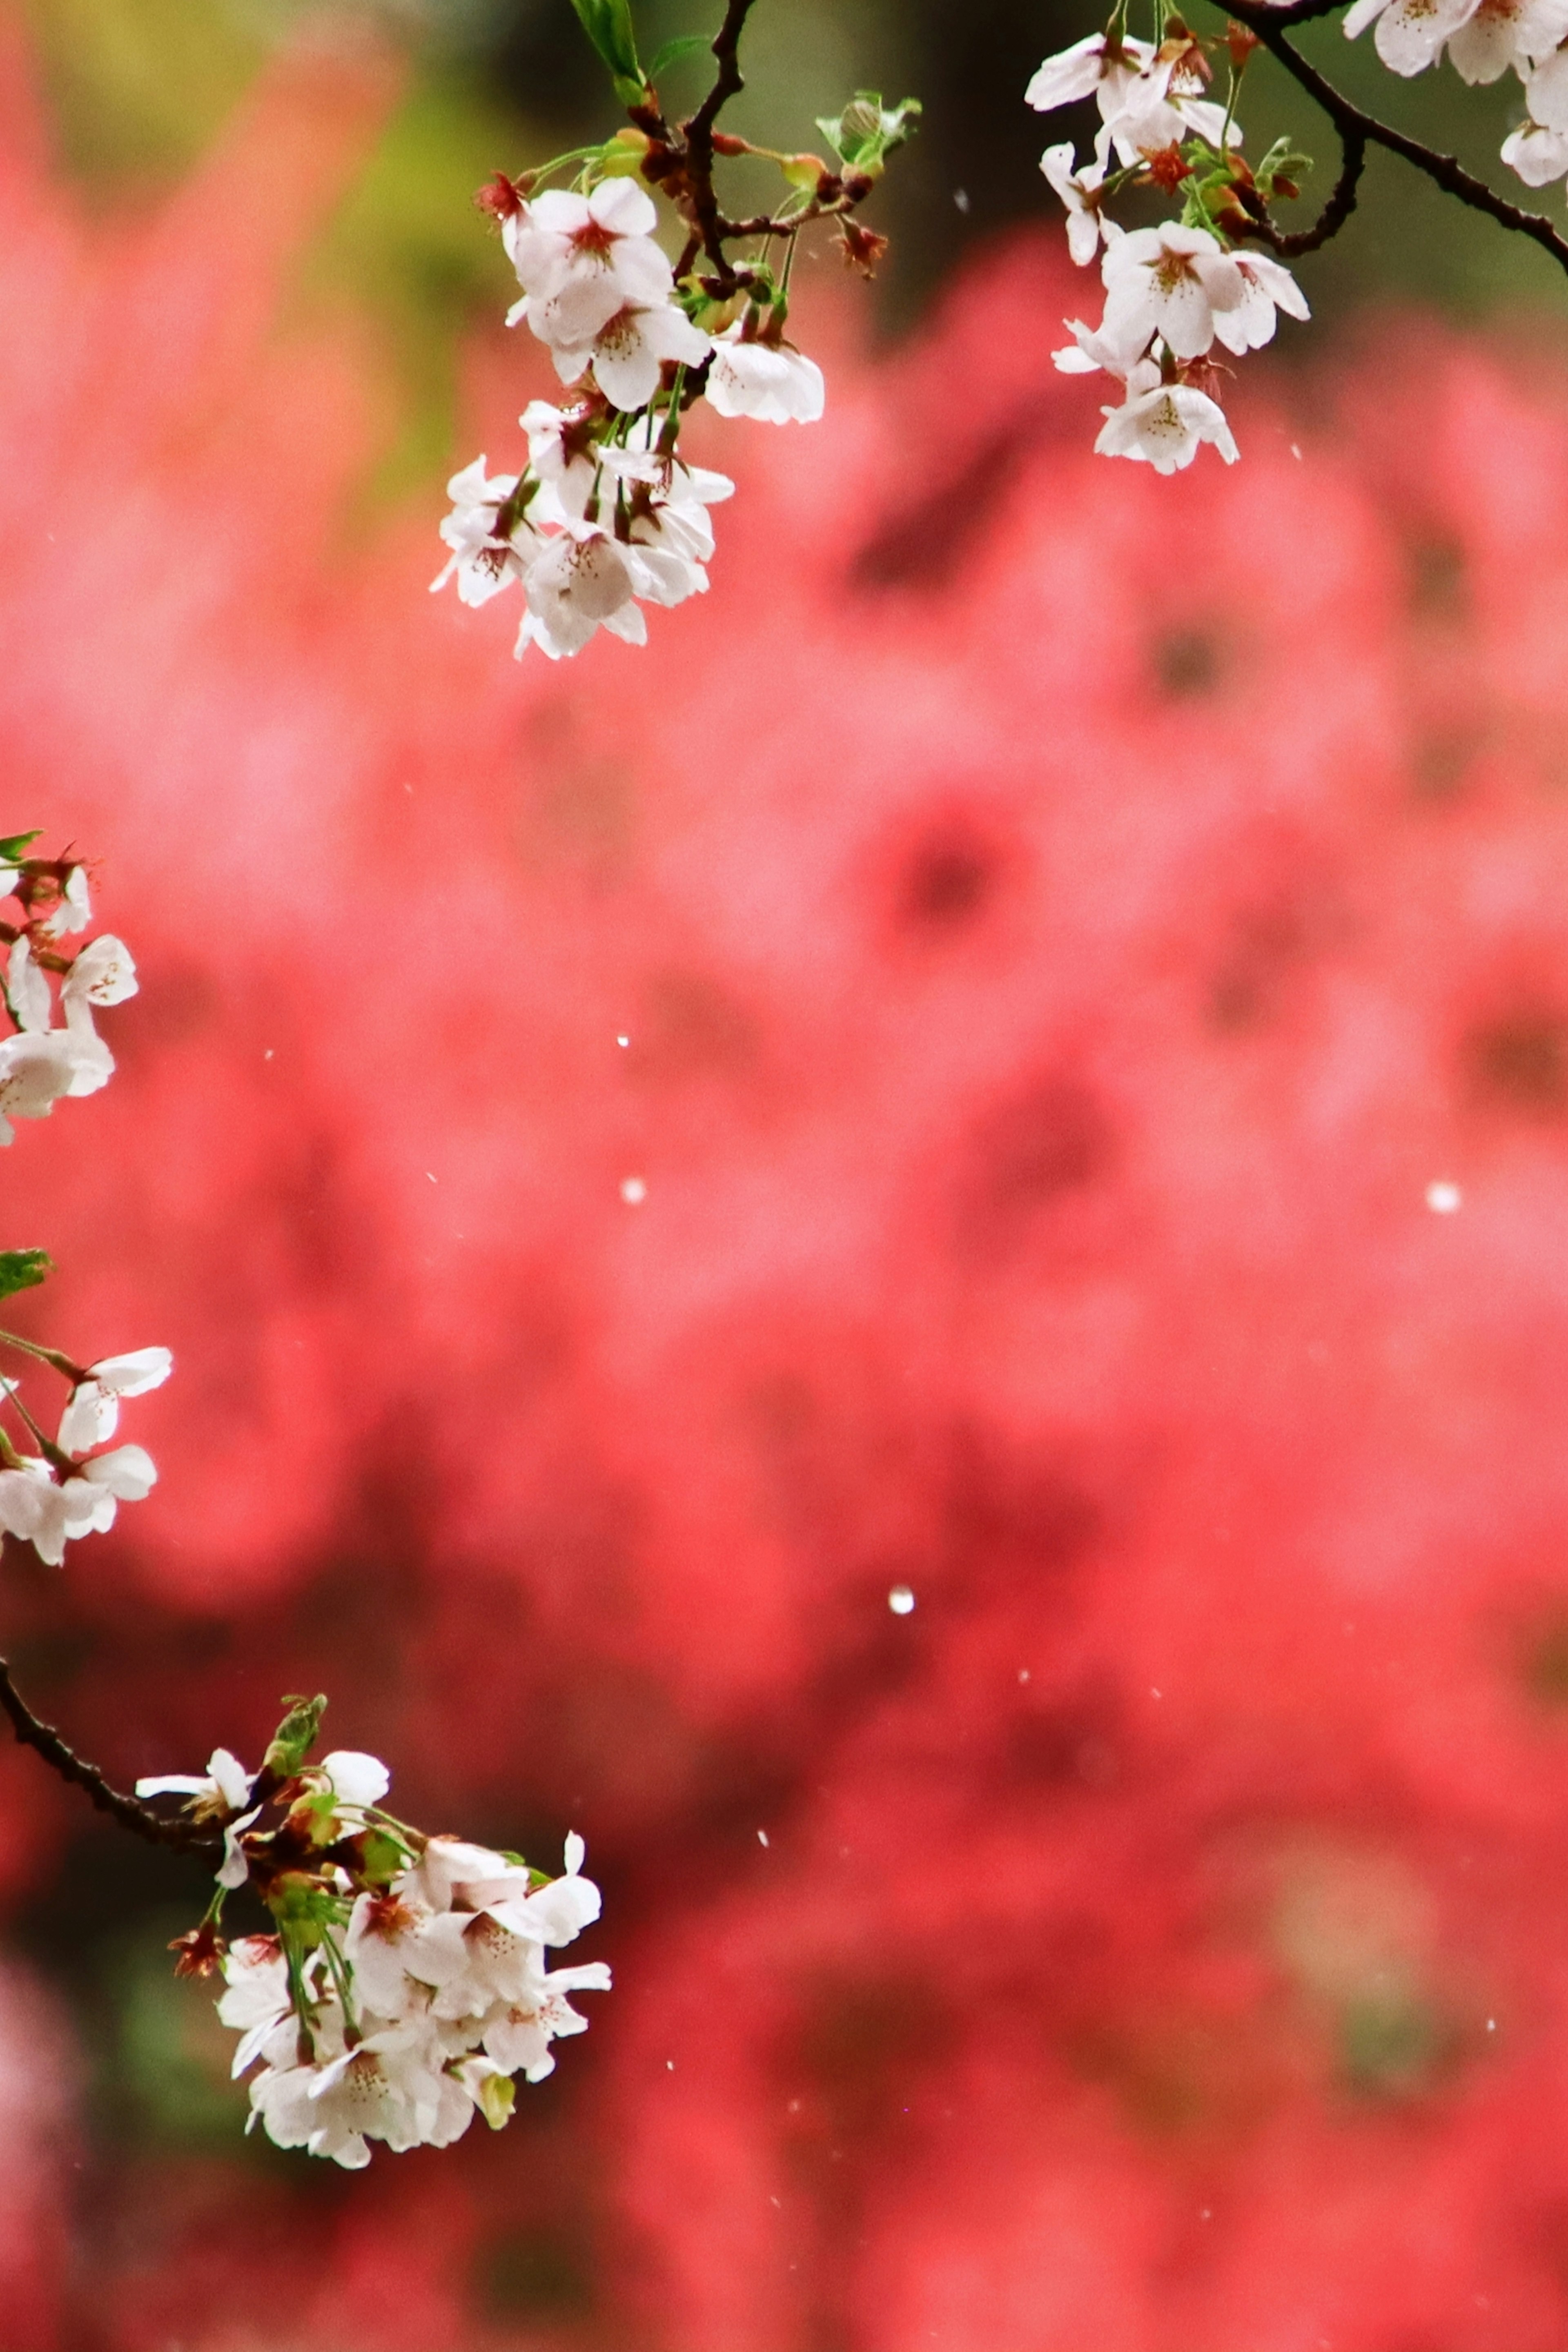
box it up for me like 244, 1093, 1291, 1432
2, 19, 1568, 2348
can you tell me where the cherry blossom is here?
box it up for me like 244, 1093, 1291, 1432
1100, 223, 1247, 363
704, 325, 826, 423
1501, 112, 1568, 178
548, 295, 712, 411
1210, 252, 1312, 353
0, 1030, 79, 1141
1343, 0, 1482, 74
1039, 145, 1112, 267
505, 180, 676, 354
1094, 360, 1240, 472
62, 933, 137, 1009
58, 1345, 172, 1454
430, 457, 538, 608
36, 865, 89, 938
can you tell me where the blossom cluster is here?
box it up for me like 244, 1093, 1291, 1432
0, 846, 136, 1139
1345, 0, 1568, 185
0, 842, 168, 1566
1029, 25, 1310, 472
140, 1704, 608, 2165
434, 173, 825, 659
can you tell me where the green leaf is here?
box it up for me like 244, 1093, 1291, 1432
568, 0, 648, 97
0, 1249, 51, 1302
649, 31, 711, 76
263, 1692, 327, 1780
0, 832, 40, 863
815, 92, 921, 178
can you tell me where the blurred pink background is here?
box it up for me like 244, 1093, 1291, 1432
2, 13, 1568, 2346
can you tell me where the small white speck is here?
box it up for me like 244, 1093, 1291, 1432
621, 1176, 647, 1205
403, 782, 413, 795
263, 1049, 274, 1062
426, 1172, 437, 1184
616, 1033, 630, 1047
1290, 443, 1303, 459
666, 2059, 674, 2070
757, 1829, 769, 1847
1018, 1668, 1031, 1683
1151, 1687, 1163, 1699
769, 2195, 781, 2207
888, 1584, 915, 1615
1200, 2208, 1212, 2220
953, 187, 970, 213
1486, 2016, 1497, 2031
1426, 1179, 1462, 1214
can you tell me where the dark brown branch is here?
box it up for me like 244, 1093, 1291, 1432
0, 1655, 221, 1857
1240, 120, 1366, 254
1222, 2, 1568, 277
683, 0, 763, 280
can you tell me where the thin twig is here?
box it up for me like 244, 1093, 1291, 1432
684, 0, 763, 278
1241, 120, 1367, 255
1221, 2, 1568, 277
0, 1655, 221, 1856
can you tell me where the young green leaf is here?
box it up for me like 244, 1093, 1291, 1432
0, 832, 41, 863
649, 31, 712, 77
0, 1249, 51, 1302
568, 0, 649, 102
815, 93, 921, 178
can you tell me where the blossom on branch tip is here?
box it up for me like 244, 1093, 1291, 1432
62, 934, 137, 1008
1040, 144, 1112, 267
1343, 0, 1482, 74
430, 458, 539, 608
1501, 112, 1568, 178
1101, 223, 1247, 363
137, 1745, 254, 1815
551, 297, 712, 413
704, 325, 826, 423
59, 1345, 172, 1454
0, 1030, 78, 1142
1094, 359, 1240, 472
36, 866, 89, 938
1209, 254, 1311, 354
505, 181, 675, 353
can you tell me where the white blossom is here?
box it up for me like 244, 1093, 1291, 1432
4, 937, 49, 1033
0, 1029, 79, 1142
505, 180, 676, 352
1040, 144, 1112, 267
520, 400, 601, 521
430, 457, 539, 607
36, 866, 89, 939
137, 1745, 253, 1815
1101, 223, 1247, 363
514, 525, 649, 659
704, 325, 826, 423
251, 2019, 471, 2168
1209, 252, 1311, 354
216, 1936, 296, 2077
62, 934, 137, 1009
1343, 0, 1481, 74
1501, 111, 1568, 177
1053, 315, 1150, 380
550, 296, 712, 412
479, 1954, 613, 2082
1094, 359, 1240, 472
59, 1345, 172, 1455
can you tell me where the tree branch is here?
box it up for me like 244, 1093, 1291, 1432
1222, 2, 1568, 277
0, 1656, 221, 1857
683, 0, 762, 279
